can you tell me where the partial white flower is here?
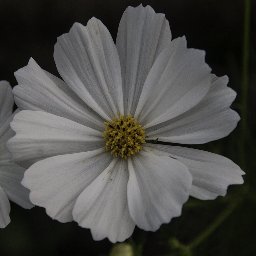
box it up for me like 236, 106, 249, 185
0, 81, 33, 228
8, 5, 244, 242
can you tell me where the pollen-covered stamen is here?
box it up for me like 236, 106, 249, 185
103, 115, 146, 159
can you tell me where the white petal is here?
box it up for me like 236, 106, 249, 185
8, 110, 103, 167
0, 115, 14, 161
0, 163, 33, 209
0, 186, 10, 228
14, 58, 103, 130
127, 148, 192, 231
54, 19, 123, 120
73, 159, 135, 242
148, 145, 244, 200
0, 81, 13, 122
134, 37, 211, 128
147, 75, 240, 144
22, 149, 112, 222
116, 5, 172, 115
0, 111, 33, 209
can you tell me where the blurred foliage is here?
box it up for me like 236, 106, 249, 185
0, 0, 255, 255
109, 243, 133, 256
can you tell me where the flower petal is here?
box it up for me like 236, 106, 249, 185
149, 145, 244, 200
116, 5, 171, 115
0, 163, 33, 209
8, 110, 103, 167
54, 19, 123, 120
0, 115, 14, 161
0, 186, 10, 228
0, 110, 33, 209
134, 37, 211, 128
127, 148, 192, 231
22, 149, 112, 222
147, 75, 240, 144
0, 81, 13, 122
73, 159, 135, 242
14, 58, 103, 130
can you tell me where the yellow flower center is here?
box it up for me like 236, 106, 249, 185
103, 115, 146, 159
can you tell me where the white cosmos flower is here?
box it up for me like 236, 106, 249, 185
0, 81, 33, 228
8, 5, 244, 242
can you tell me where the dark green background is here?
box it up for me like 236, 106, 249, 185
0, 0, 255, 255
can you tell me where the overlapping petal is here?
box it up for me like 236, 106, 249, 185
8, 110, 103, 167
0, 81, 13, 123
116, 5, 172, 115
0, 163, 32, 209
22, 149, 112, 222
1, 82, 33, 219
0, 115, 14, 162
149, 145, 244, 199
54, 18, 123, 120
0, 109, 33, 209
73, 158, 135, 242
146, 75, 239, 144
134, 37, 211, 128
127, 149, 192, 231
14, 58, 103, 130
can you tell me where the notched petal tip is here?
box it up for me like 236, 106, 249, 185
170, 36, 187, 48
56, 18, 105, 45
14, 57, 41, 90
87, 16, 102, 26
55, 22, 84, 46
126, 4, 165, 16
211, 75, 237, 104
211, 74, 229, 84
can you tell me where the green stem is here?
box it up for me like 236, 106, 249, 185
187, 201, 238, 250
240, 0, 251, 167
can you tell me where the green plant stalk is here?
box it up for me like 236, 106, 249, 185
240, 0, 251, 168
187, 201, 238, 250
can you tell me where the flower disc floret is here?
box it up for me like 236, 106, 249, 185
103, 115, 146, 159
